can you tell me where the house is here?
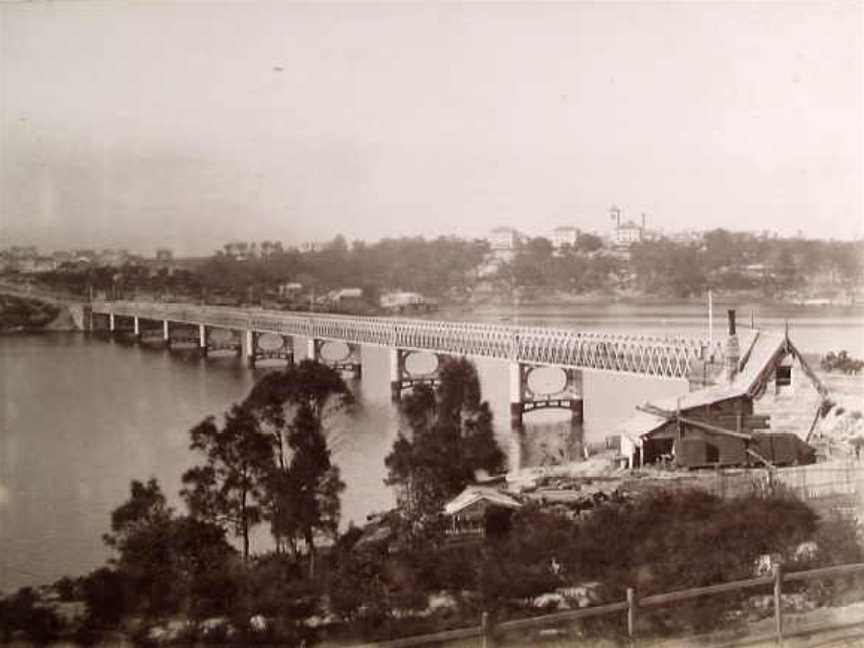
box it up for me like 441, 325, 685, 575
670, 230, 704, 245
380, 291, 432, 313
617, 315, 829, 469
550, 226, 580, 250
486, 227, 525, 252
223, 242, 255, 260
326, 287, 364, 306
610, 212, 664, 247
443, 486, 522, 538
277, 282, 303, 298
613, 220, 644, 246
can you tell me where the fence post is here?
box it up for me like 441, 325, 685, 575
772, 562, 783, 644
800, 466, 807, 501
481, 611, 490, 648
626, 587, 637, 640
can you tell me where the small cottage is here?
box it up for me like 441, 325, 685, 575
443, 486, 522, 539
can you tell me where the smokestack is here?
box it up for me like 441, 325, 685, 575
641, 213, 646, 230
726, 309, 739, 383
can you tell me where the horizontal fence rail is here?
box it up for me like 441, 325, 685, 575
91, 300, 724, 378
353, 562, 864, 648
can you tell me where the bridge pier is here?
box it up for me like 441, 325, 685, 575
163, 320, 171, 348
242, 329, 255, 367
133, 316, 141, 341
165, 322, 203, 350
108, 312, 116, 332
119, 316, 136, 340
389, 348, 446, 402
203, 327, 242, 356
509, 362, 583, 429
309, 337, 361, 378
249, 332, 294, 367
91, 312, 114, 338
136, 318, 166, 345
91, 311, 111, 335
198, 324, 207, 355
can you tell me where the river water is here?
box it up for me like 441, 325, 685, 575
2, 302, 863, 592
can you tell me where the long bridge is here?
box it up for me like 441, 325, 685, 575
89, 300, 725, 427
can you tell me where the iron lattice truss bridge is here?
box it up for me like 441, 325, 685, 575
93, 301, 723, 379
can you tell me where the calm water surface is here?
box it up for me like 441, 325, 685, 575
2, 303, 863, 591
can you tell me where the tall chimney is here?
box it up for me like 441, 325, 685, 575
726, 309, 739, 383
641, 213, 646, 230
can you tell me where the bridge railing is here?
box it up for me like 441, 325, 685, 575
92, 300, 724, 378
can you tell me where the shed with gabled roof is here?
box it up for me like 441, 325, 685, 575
616, 329, 828, 469
443, 486, 522, 538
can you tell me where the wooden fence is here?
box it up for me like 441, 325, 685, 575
352, 562, 864, 648
636, 460, 864, 508
707, 459, 864, 505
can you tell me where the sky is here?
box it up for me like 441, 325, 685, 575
0, 1, 861, 256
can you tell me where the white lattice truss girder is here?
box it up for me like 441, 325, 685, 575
93, 301, 723, 379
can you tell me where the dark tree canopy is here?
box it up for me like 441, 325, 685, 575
181, 406, 274, 559
242, 361, 349, 573
385, 357, 505, 528
98, 479, 236, 621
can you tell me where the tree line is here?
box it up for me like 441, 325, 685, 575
501, 230, 864, 299
24, 230, 864, 306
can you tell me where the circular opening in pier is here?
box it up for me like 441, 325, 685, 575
257, 333, 284, 351
320, 341, 351, 361
405, 352, 439, 377
527, 366, 567, 395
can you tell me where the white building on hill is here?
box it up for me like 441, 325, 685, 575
550, 226, 580, 250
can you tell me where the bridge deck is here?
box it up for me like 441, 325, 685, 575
92, 300, 724, 379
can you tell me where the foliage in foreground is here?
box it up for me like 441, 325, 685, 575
327, 487, 862, 642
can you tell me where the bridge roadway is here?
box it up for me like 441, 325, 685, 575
92, 300, 723, 379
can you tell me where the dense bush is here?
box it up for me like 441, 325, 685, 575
0, 587, 64, 643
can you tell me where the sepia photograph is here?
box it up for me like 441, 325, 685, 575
1, 1, 863, 646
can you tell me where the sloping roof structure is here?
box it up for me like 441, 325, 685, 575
444, 486, 522, 516
616, 329, 829, 442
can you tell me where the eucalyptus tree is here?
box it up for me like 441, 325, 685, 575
243, 360, 351, 574
181, 405, 274, 560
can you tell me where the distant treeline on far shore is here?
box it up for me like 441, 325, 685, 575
10, 229, 864, 309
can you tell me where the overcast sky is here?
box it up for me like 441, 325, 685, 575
0, 1, 861, 256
